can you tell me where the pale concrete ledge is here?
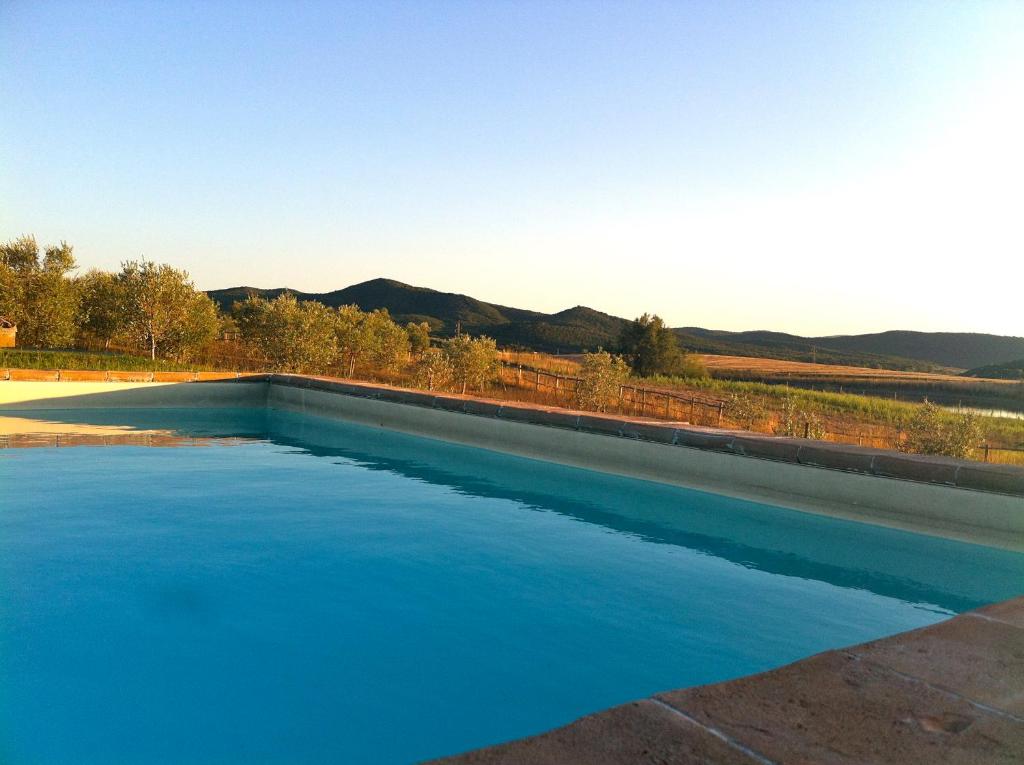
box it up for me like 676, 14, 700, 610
266, 374, 1024, 498
2, 372, 1022, 549
425, 596, 1024, 765
264, 375, 1024, 550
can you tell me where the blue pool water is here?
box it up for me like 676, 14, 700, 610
2, 407, 1022, 764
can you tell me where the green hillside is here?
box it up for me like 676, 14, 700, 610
962, 358, 1024, 380
808, 331, 1024, 371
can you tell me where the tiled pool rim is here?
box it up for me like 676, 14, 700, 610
1, 371, 1022, 552
426, 595, 1024, 765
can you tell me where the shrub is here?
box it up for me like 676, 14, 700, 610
575, 350, 630, 412
235, 293, 336, 373
412, 347, 454, 391
445, 334, 499, 394
727, 392, 769, 430
902, 400, 981, 458
774, 395, 827, 439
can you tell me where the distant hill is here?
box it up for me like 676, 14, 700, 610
208, 279, 1024, 370
672, 328, 941, 370
962, 358, 1024, 381
805, 331, 1024, 371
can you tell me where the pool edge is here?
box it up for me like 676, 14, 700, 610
423, 595, 1024, 764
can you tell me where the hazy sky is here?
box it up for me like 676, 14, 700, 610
2, 1, 1021, 336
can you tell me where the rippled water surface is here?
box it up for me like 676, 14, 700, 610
2, 408, 1022, 764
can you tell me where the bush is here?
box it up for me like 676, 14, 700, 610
445, 334, 499, 394
235, 293, 336, 373
412, 347, 454, 391
727, 392, 768, 430
902, 400, 981, 458
774, 395, 826, 439
575, 350, 629, 412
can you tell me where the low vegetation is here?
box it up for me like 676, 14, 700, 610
0, 349, 211, 372
900, 401, 982, 459
575, 350, 630, 412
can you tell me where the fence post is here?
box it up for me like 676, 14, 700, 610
664, 394, 670, 419
983, 443, 990, 462
717, 402, 723, 426
535, 370, 540, 390
803, 421, 810, 439
689, 399, 695, 422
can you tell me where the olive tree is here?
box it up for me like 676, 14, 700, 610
363, 309, 410, 373
236, 293, 337, 373
445, 334, 499, 394
120, 260, 218, 360
575, 350, 629, 411
77, 270, 127, 349
412, 347, 454, 391
405, 321, 431, 356
901, 400, 981, 458
0, 236, 80, 348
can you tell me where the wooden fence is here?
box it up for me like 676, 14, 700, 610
498, 361, 726, 426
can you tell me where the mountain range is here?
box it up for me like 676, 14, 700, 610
208, 278, 1024, 373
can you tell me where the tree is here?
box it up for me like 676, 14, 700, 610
363, 309, 410, 372
0, 237, 81, 348
901, 400, 981, 458
618, 313, 695, 377
335, 304, 367, 376
412, 347, 454, 391
445, 334, 499, 394
120, 260, 217, 360
0, 235, 41, 271
405, 321, 431, 356
575, 350, 629, 411
236, 293, 337, 373
77, 270, 127, 349
161, 291, 220, 362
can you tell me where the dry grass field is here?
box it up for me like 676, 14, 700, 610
697, 354, 1010, 384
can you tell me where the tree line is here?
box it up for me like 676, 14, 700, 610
0, 236, 503, 390
1, 235, 704, 394
1, 236, 220, 360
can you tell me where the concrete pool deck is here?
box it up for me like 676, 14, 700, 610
1, 372, 1022, 551
427, 596, 1024, 765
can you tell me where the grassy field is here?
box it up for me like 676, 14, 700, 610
697, 354, 980, 380
0, 349, 215, 372
494, 351, 1024, 464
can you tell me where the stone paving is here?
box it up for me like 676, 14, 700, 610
428, 597, 1024, 764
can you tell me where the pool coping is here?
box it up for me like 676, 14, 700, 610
424, 595, 1024, 764
2, 372, 1022, 550
2, 368, 1020, 499
263, 373, 1024, 498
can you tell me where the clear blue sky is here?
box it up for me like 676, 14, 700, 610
2, 1, 1021, 336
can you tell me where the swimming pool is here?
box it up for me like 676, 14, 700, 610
2, 407, 1022, 763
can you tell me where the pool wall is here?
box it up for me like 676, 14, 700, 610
0, 378, 266, 409
2, 375, 1022, 550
